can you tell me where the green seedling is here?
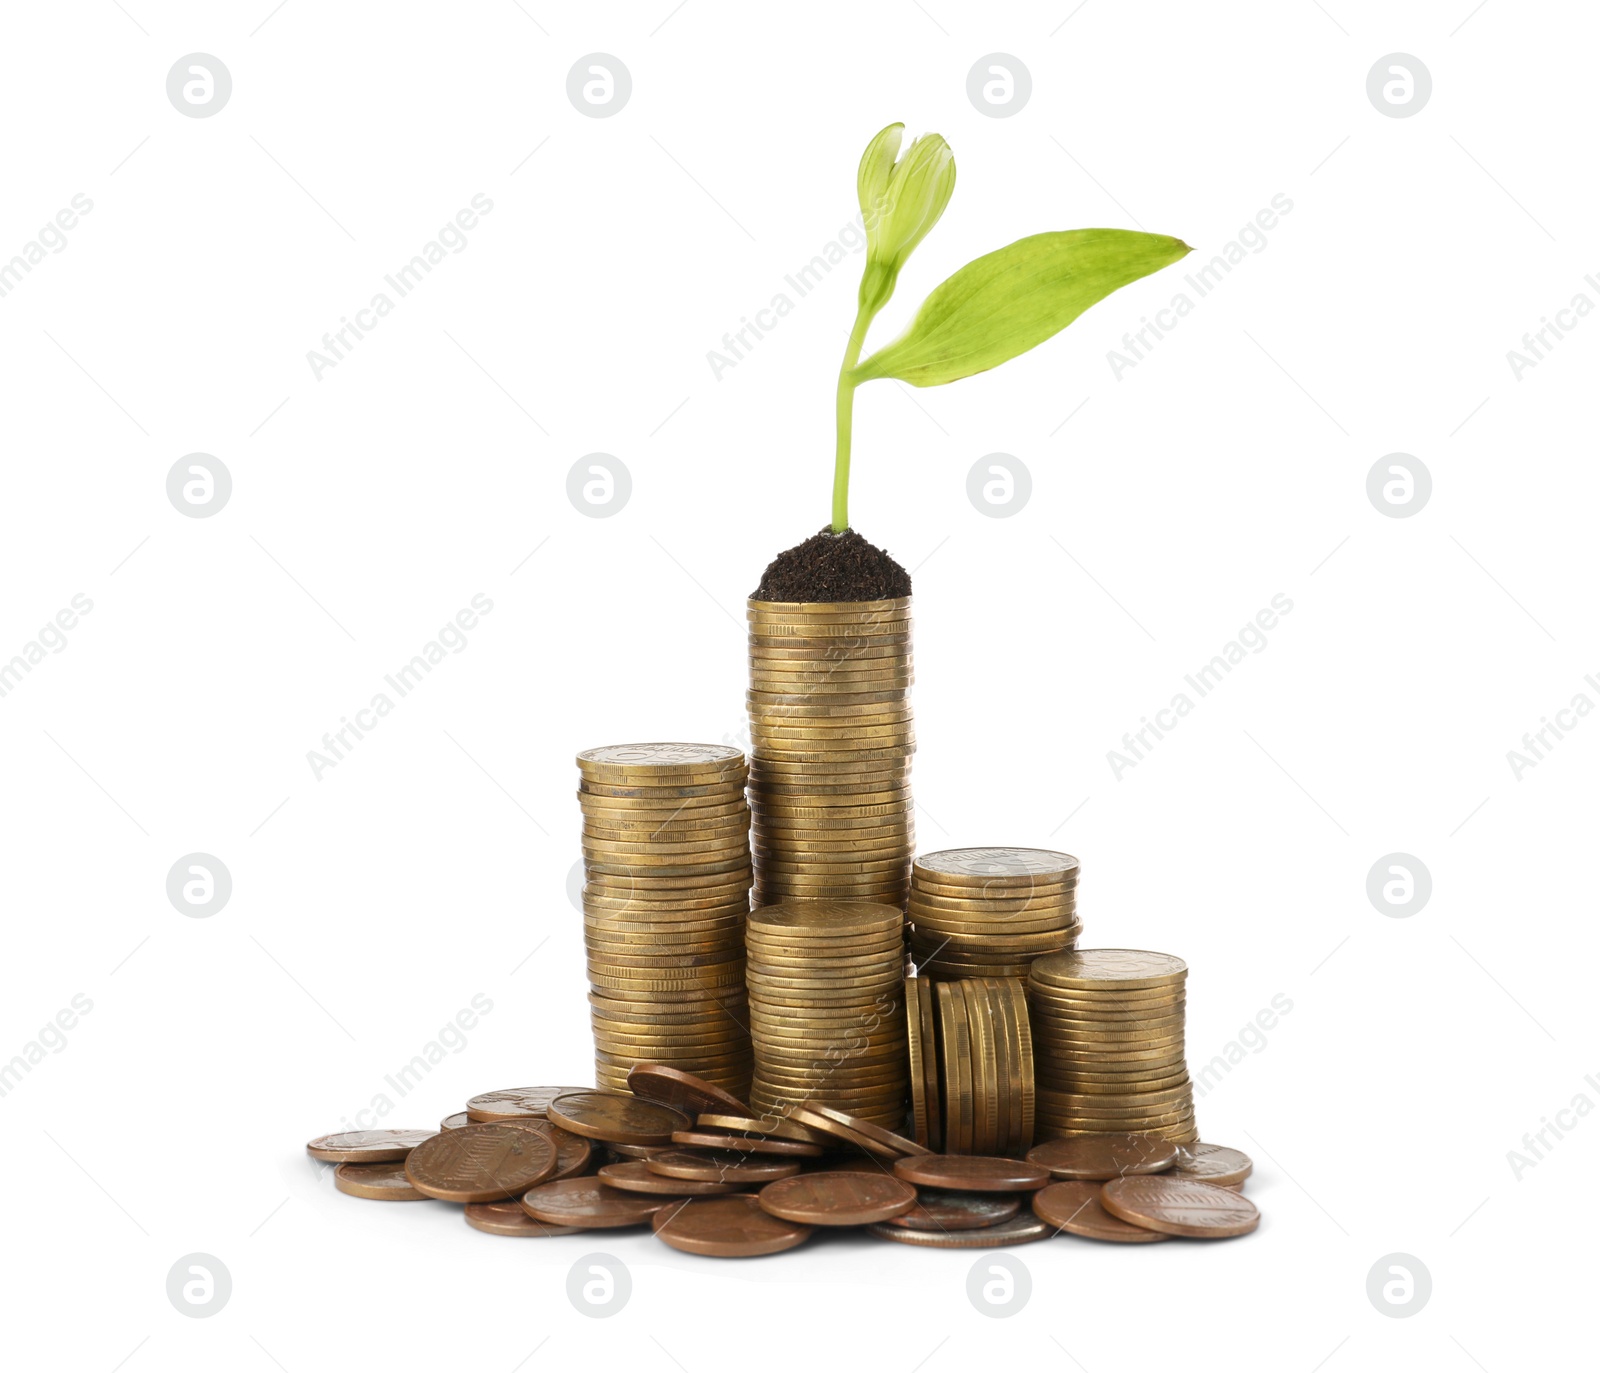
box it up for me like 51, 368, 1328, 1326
832, 123, 1191, 531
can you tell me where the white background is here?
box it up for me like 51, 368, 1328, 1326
2, 0, 1594, 1368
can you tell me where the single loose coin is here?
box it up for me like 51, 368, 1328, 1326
786, 1105, 900, 1160
1033, 1181, 1170, 1243
548, 1090, 691, 1145
1026, 1133, 1180, 1180
646, 1150, 803, 1184
893, 1155, 1051, 1193
696, 1112, 831, 1145
334, 1161, 429, 1200
1101, 1175, 1260, 1238
403, 1122, 557, 1203
520, 1176, 671, 1228
628, 1063, 751, 1117
440, 1112, 472, 1131
805, 1104, 932, 1157
758, 1172, 917, 1226
306, 1128, 434, 1163
883, 1190, 1022, 1232
868, 1212, 1052, 1248
671, 1130, 822, 1158
465, 1199, 582, 1236
466, 1086, 588, 1123
652, 1194, 814, 1257
597, 1161, 745, 1195
1173, 1142, 1253, 1189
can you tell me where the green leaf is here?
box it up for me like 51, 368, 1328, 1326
852, 229, 1191, 388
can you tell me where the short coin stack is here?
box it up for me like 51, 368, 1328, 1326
1027, 949, 1196, 1143
745, 597, 915, 907
909, 847, 1081, 980
746, 900, 908, 1128
906, 976, 1035, 1154
577, 744, 753, 1099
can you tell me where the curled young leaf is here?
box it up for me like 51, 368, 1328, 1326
853, 229, 1191, 387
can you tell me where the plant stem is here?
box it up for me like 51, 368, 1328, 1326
831, 307, 873, 532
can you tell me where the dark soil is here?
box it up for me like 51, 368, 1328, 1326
752, 528, 912, 603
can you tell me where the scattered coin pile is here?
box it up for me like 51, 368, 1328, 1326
1028, 949, 1197, 1143
307, 1075, 1258, 1255
909, 847, 1082, 980
746, 597, 915, 907
746, 901, 908, 1129
576, 744, 753, 1098
905, 975, 1034, 1154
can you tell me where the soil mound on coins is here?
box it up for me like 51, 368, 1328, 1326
752, 528, 911, 603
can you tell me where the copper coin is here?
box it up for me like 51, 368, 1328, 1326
466, 1086, 588, 1123
519, 1176, 670, 1228
1026, 1133, 1180, 1181
1033, 1181, 1170, 1242
306, 1129, 435, 1163
758, 1172, 917, 1226
607, 1142, 672, 1161
804, 1104, 932, 1158
671, 1130, 822, 1158
646, 1150, 803, 1184
882, 1190, 1021, 1232
1101, 1175, 1260, 1238
627, 1064, 753, 1118
597, 1161, 745, 1196
867, 1212, 1052, 1248
403, 1122, 557, 1203
464, 1199, 582, 1236
892, 1155, 1051, 1193
334, 1161, 429, 1200
548, 1090, 691, 1145
652, 1194, 814, 1257
509, 1117, 594, 1181
440, 1112, 473, 1131
1173, 1142, 1253, 1189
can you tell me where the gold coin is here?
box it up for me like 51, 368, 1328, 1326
914, 847, 1079, 882
577, 741, 744, 772
1030, 949, 1187, 991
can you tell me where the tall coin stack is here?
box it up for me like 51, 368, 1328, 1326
745, 597, 915, 908
576, 743, 754, 1100
1027, 949, 1196, 1143
746, 900, 908, 1128
909, 847, 1082, 980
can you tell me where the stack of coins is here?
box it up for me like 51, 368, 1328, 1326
577, 744, 754, 1099
1027, 949, 1195, 1143
910, 848, 1081, 980
746, 900, 908, 1128
745, 598, 915, 907
906, 976, 1034, 1155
